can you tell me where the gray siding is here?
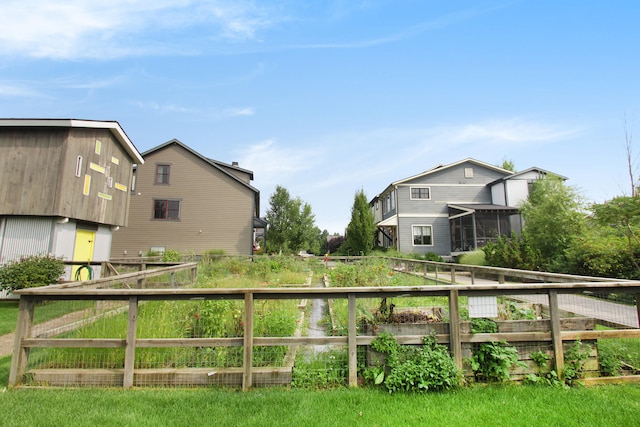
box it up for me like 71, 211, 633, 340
397, 216, 450, 256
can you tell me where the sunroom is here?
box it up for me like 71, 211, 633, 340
448, 204, 522, 254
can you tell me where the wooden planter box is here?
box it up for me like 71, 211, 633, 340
364, 316, 600, 381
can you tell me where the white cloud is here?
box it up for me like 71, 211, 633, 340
448, 119, 583, 144
0, 0, 282, 59
0, 83, 44, 97
223, 107, 255, 117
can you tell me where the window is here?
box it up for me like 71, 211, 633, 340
155, 164, 170, 184
464, 167, 474, 179
410, 187, 431, 200
412, 225, 433, 246
153, 199, 180, 220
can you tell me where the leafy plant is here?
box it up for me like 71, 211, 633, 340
470, 318, 497, 334
524, 351, 563, 387
469, 341, 524, 382
0, 254, 65, 291
368, 333, 460, 393
162, 249, 182, 262
563, 339, 591, 385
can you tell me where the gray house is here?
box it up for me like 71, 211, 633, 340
110, 139, 263, 258
371, 158, 565, 258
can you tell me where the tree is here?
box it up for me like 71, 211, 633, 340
265, 186, 317, 254
500, 158, 516, 172
344, 189, 376, 255
591, 195, 640, 272
519, 178, 585, 271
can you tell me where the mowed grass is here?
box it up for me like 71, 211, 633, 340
0, 301, 18, 336
0, 354, 638, 427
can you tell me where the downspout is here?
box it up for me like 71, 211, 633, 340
472, 212, 477, 250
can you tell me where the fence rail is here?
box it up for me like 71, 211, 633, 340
8, 269, 640, 389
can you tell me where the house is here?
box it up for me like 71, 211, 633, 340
370, 158, 565, 258
110, 139, 263, 258
0, 118, 144, 279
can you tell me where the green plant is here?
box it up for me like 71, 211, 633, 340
470, 318, 497, 334
524, 351, 563, 387
162, 249, 182, 262
0, 254, 65, 291
368, 333, 460, 393
563, 339, 591, 385
457, 250, 486, 266
292, 349, 348, 388
469, 341, 524, 382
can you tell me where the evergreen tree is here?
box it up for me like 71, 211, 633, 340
345, 189, 376, 255
265, 186, 317, 254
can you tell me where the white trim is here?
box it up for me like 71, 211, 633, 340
409, 186, 431, 200
377, 215, 398, 226
411, 224, 434, 247
398, 213, 448, 218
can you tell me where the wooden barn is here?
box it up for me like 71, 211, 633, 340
0, 119, 144, 280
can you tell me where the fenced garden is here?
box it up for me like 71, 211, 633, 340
7, 256, 640, 390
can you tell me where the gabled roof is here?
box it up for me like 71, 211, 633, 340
370, 158, 513, 203
142, 138, 259, 194
392, 158, 513, 186
0, 118, 144, 164
490, 167, 568, 184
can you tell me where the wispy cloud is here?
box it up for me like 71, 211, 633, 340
223, 107, 255, 117
236, 139, 320, 188
0, 0, 283, 59
0, 82, 45, 98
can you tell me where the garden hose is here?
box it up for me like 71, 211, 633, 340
74, 265, 93, 281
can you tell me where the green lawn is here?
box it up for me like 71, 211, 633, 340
0, 301, 18, 336
1, 355, 638, 427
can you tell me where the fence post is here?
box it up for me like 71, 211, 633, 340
636, 293, 640, 328
448, 289, 463, 370
191, 265, 198, 285
470, 269, 475, 285
450, 267, 456, 284
243, 291, 254, 391
348, 293, 358, 387
8, 297, 35, 387
123, 296, 139, 388
548, 290, 565, 378
137, 263, 147, 288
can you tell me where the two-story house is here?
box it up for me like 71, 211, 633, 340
110, 139, 263, 258
0, 118, 144, 279
371, 158, 565, 258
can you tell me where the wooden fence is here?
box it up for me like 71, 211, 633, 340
8, 266, 640, 389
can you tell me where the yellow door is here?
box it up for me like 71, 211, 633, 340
73, 229, 95, 281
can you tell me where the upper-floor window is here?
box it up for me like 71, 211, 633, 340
153, 199, 180, 220
464, 167, 474, 179
156, 164, 171, 184
410, 187, 431, 200
412, 225, 433, 246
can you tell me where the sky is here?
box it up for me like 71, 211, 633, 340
1, 1, 639, 234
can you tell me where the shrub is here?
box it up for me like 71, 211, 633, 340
0, 254, 65, 291
368, 333, 460, 393
162, 249, 182, 262
457, 250, 486, 266
469, 341, 524, 382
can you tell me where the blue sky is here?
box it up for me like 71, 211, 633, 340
1, 1, 639, 234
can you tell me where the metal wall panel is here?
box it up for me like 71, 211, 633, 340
0, 216, 53, 263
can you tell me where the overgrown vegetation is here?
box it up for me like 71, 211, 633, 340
0, 254, 65, 292
366, 333, 460, 393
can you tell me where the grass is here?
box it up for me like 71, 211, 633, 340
0, 357, 638, 427
0, 301, 18, 336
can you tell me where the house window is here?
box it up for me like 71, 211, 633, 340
410, 187, 431, 200
412, 225, 433, 246
155, 164, 171, 184
390, 190, 395, 210
153, 199, 180, 220
464, 168, 474, 179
